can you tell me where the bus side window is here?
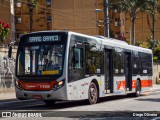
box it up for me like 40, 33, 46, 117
113, 50, 124, 75
72, 47, 83, 68
139, 52, 152, 75
85, 42, 102, 75
68, 35, 85, 82
133, 52, 140, 75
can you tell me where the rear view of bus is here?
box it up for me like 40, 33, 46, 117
15, 31, 68, 105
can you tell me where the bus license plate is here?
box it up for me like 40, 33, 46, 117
32, 95, 42, 99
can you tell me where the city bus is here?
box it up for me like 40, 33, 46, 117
8, 31, 153, 105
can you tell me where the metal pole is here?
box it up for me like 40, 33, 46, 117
103, 0, 109, 38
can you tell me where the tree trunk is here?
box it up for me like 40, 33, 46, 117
131, 18, 135, 45
152, 15, 155, 40
29, 8, 33, 32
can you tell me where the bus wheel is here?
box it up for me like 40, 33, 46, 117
134, 80, 141, 97
43, 100, 56, 106
88, 82, 98, 104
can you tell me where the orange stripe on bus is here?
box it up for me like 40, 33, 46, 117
117, 80, 152, 90
117, 81, 126, 90
132, 80, 136, 88
141, 80, 152, 88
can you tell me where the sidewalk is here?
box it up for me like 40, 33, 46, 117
152, 84, 160, 91
0, 84, 160, 101
0, 92, 16, 100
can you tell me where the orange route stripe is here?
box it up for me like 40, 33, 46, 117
18, 80, 57, 90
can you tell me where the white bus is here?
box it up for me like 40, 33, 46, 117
9, 31, 153, 105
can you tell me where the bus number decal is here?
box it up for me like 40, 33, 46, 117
40, 85, 50, 89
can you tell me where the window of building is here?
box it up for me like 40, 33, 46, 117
46, 16, 52, 22
16, 17, 21, 24
46, 0, 51, 6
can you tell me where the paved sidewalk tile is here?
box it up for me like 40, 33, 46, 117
153, 84, 160, 91
0, 92, 16, 100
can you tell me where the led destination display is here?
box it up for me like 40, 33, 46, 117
29, 35, 60, 42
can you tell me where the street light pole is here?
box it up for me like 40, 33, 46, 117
103, 0, 109, 38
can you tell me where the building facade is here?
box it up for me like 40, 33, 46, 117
0, 0, 15, 45
14, 0, 160, 41
15, 0, 98, 38
15, 0, 52, 39
125, 12, 160, 41
52, 0, 98, 35
96, 0, 160, 41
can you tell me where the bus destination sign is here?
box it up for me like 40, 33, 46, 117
29, 35, 60, 43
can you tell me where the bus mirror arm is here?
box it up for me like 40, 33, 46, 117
71, 46, 78, 68
8, 45, 12, 58
8, 41, 19, 58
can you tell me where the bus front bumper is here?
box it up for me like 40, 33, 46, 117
15, 88, 67, 101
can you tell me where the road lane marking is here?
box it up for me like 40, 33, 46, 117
151, 117, 160, 120
122, 98, 133, 102
58, 107, 77, 111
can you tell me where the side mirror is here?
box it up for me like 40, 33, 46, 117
8, 46, 12, 58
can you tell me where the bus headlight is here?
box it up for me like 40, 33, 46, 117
15, 80, 23, 90
52, 80, 65, 91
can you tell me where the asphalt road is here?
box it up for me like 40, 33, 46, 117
0, 91, 160, 120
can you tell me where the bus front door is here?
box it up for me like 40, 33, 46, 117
124, 52, 132, 91
104, 49, 113, 94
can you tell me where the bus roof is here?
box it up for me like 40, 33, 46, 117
22, 30, 152, 54
68, 31, 152, 54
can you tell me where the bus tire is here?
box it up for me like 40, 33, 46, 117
43, 100, 56, 106
88, 82, 98, 104
134, 80, 141, 97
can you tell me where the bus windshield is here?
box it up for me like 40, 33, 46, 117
17, 44, 65, 76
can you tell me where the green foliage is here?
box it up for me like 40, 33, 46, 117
110, 0, 155, 45
139, 41, 150, 48
135, 36, 160, 62
145, 0, 160, 20
110, 0, 150, 19
28, 0, 38, 8
153, 46, 160, 60
135, 40, 143, 46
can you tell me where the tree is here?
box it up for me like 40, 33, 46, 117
147, 36, 159, 49
0, 20, 10, 43
28, 0, 38, 32
146, 0, 160, 40
110, 0, 150, 45
153, 45, 160, 61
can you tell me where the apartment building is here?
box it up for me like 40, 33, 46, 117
14, 0, 124, 39
97, 0, 160, 41
52, 0, 98, 35
14, 0, 160, 41
0, 0, 15, 45
15, 0, 52, 39
125, 12, 160, 41
15, 0, 98, 38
